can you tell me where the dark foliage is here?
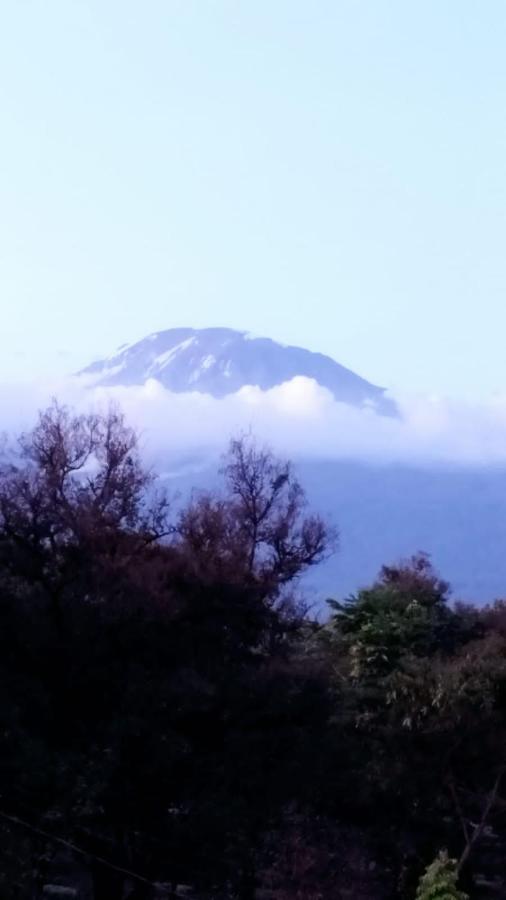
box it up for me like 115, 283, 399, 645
0, 405, 505, 899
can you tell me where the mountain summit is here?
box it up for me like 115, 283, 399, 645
80, 327, 396, 415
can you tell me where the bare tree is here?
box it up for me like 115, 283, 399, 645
0, 410, 333, 628
0, 402, 170, 603
177, 435, 335, 596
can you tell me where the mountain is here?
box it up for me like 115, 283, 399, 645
79, 327, 397, 416
76, 327, 506, 604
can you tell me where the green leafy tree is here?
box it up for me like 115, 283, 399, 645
328, 554, 464, 679
415, 851, 468, 900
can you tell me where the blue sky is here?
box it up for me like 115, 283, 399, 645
1, 1, 506, 395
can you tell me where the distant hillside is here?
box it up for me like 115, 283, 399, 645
79, 327, 397, 416
166, 457, 506, 606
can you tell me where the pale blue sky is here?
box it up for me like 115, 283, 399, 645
1, 1, 506, 395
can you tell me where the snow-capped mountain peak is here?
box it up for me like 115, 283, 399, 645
79, 327, 397, 416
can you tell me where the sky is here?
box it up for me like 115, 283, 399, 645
1, 1, 506, 396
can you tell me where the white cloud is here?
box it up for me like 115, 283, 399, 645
2, 375, 506, 468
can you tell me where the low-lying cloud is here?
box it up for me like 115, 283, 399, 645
2, 375, 506, 469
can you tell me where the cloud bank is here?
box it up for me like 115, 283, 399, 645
2, 375, 506, 469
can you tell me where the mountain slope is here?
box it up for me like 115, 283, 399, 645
167, 457, 506, 606
80, 327, 397, 415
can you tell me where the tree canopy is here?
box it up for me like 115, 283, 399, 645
0, 404, 504, 899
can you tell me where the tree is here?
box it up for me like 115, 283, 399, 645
0, 409, 335, 899
415, 851, 468, 900
327, 554, 461, 679
0, 401, 170, 610
6, 404, 506, 898
178, 435, 333, 611
318, 555, 506, 895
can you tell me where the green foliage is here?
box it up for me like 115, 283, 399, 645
415, 851, 468, 900
327, 553, 459, 679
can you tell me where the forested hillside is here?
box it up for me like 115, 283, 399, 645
0, 404, 505, 899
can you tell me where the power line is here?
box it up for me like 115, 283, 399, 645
0, 809, 188, 898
